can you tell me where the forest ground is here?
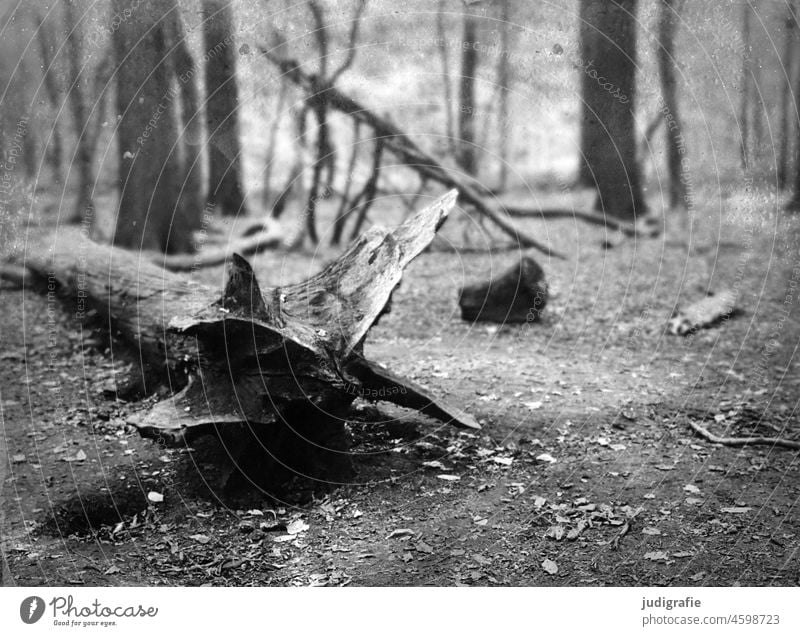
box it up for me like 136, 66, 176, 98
2, 176, 800, 586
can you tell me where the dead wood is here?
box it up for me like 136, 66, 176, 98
459, 257, 548, 323
668, 289, 738, 335
14, 191, 478, 487
260, 50, 564, 259
689, 421, 800, 451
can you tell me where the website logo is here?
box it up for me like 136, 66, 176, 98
20, 596, 45, 624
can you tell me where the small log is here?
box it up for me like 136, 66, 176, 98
459, 257, 548, 324
260, 50, 564, 259
16, 191, 479, 489
668, 289, 738, 335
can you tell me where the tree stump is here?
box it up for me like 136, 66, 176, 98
459, 257, 548, 324
15, 191, 479, 491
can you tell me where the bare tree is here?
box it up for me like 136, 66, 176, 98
436, 0, 456, 155
656, 0, 686, 210
457, 8, 479, 175
202, 0, 246, 216
779, 3, 797, 189
495, 0, 511, 191
63, 0, 112, 224
578, 0, 646, 219
739, 2, 752, 169
111, 0, 200, 253
34, 11, 64, 186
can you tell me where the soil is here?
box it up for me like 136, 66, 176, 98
3, 187, 800, 586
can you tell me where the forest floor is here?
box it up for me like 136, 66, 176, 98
2, 179, 800, 587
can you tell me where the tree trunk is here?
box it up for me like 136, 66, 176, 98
739, 2, 752, 169
202, 0, 246, 216
656, 0, 686, 210
496, 1, 511, 191
63, 0, 99, 224
578, 0, 646, 219
112, 0, 199, 253
458, 11, 479, 175
779, 5, 796, 189
16, 192, 478, 488
34, 12, 64, 187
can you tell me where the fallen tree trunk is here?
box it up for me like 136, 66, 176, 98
14, 191, 478, 489
260, 50, 564, 259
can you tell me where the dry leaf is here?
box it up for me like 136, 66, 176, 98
721, 507, 752, 514
190, 534, 211, 544
541, 558, 559, 575
287, 519, 309, 535
644, 551, 668, 562
683, 484, 701, 494
387, 529, 415, 539
147, 491, 164, 503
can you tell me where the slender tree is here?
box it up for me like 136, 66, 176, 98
63, 0, 113, 224
656, 0, 686, 210
577, 0, 646, 219
496, 0, 511, 191
112, 0, 200, 253
34, 11, 64, 186
457, 8, 479, 175
739, 2, 752, 169
778, 3, 797, 189
202, 0, 246, 216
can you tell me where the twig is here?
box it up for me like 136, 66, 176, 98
689, 420, 800, 451
329, 0, 368, 85
331, 120, 362, 245
349, 136, 384, 239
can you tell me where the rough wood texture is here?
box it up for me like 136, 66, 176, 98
16, 191, 478, 488
459, 257, 548, 324
668, 289, 738, 335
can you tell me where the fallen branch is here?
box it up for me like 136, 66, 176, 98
689, 420, 800, 451
157, 227, 283, 272
503, 205, 638, 236
261, 50, 564, 259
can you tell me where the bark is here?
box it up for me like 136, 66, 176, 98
15, 192, 478, 487
202, 0, 246, 216
458, 11, 479, 174
112, 0, 200, 253
578, 0, 646, 219
459, 257, 548, 324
